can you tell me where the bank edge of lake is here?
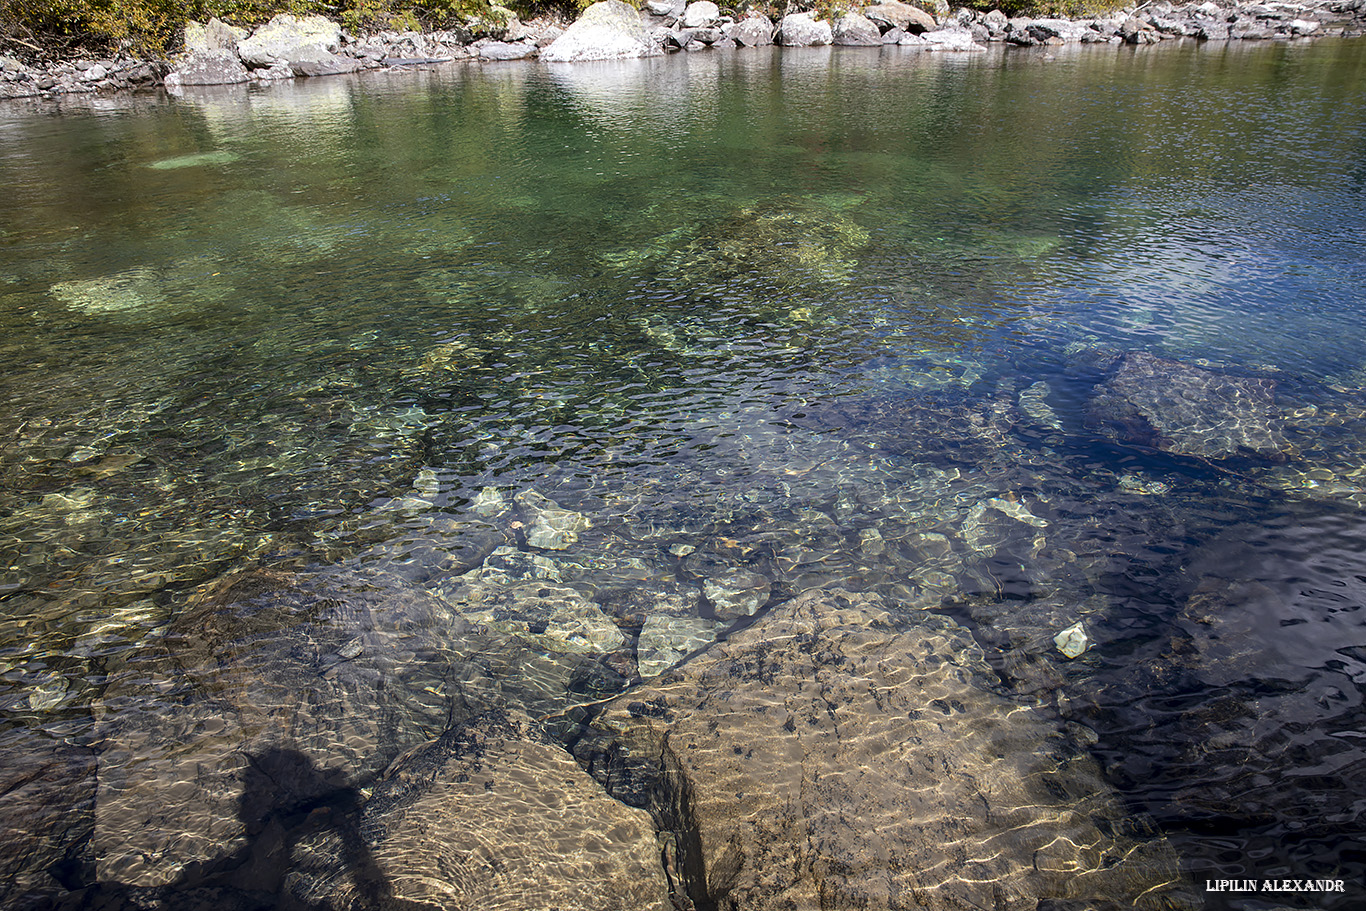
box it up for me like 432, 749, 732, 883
2, 0, 1365, 104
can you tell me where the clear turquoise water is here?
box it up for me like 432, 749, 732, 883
2, 39, 1366, 906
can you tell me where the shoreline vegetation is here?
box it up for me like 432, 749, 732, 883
2, 0, 1364, 101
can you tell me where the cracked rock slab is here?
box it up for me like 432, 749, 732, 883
287, 711, 670, 911
585, 589, 1196, 911
1088, 351, 1287, 461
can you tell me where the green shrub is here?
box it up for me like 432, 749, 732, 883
2, 0, 531, 56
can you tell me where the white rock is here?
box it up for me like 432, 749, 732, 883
1054, 622, 1089, 659
682, 1, 720, 28
921, 26, 987, 51
183, 17, 247, 55
541, 0, 660, 62
238, 14, 342, 68
778, 12, 833, 46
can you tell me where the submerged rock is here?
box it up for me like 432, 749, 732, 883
515, 488, 591, 549
657, 199, 871, 293
1063, 512, 1366, 885
446, 579, 625, 655
0, 733, 96, 910
1088, 351, 1288, 461
809, 389, 1019, 468
89, 568, 495, 888
700, 568, 771, 621
581, 589, 1195, 910
50, 269, 165, 315
1018, 379, 1063, 430
636, 613, 722, 677
1053, 620, 1089, 658
290, 711, 670, 910
470, 484, 509, 516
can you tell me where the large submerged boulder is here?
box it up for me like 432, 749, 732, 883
89, 568, 495, 888
542, 0, 660, 62
1087, 351, 1288, 461
288, 711, 671, 910
0, 733, 96, 910
580, 589, 1195, 910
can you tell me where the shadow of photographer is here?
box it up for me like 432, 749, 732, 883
62, 745, 427, 910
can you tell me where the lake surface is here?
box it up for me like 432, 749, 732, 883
2, 38, 1365, 908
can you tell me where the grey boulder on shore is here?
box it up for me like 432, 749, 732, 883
540, 0, 661, 61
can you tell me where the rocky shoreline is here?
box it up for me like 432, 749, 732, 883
3, 0, 1365, 102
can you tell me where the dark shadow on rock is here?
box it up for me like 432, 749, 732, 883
56, 747, 429, 911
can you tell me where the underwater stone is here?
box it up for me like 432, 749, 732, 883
1088, 352, 1287, 461
1054, 621, 1089, 659
702, 569, 772, 621
451, 580, 624, 655
145, 151, 242, 171
474, 545, 563, 584
0, 734, 96, 910
50, 269, 164, 315
1019, 380, 1064, 430
471, 485, 508, 516
27, 673, 70, 711
584, 590, 1194, 910
1117, 474, 1170, 496
290, 711, 670, 910
515, 489, 590, 550
90, 568, 491, 887
543, 598, 626, 654
412, 468, 440, 500
858, 527, 886, 556
637, 614, 722, 678
986, 496, 1049, 527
